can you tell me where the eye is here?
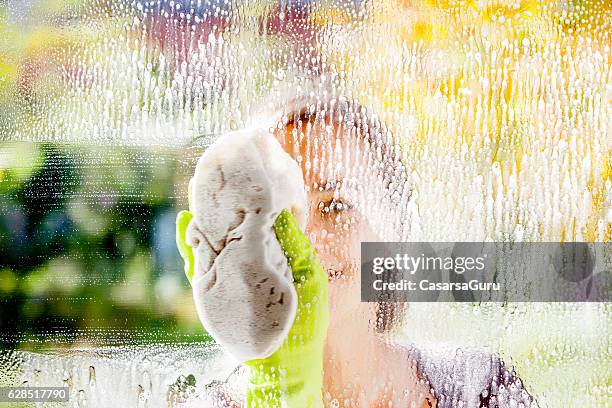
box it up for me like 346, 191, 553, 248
317, 197, 353, 214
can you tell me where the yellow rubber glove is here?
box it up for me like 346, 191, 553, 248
176, 208, 329, 408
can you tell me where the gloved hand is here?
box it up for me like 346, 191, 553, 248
176, 207, 329, 408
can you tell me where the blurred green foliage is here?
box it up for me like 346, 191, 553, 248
0, 141, 207, 350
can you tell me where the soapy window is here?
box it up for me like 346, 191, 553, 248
0, 0, 610, 407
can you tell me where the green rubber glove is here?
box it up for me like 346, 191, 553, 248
176, 207, 329, 408
244, 209, 329, 407
175, 209, 195, 282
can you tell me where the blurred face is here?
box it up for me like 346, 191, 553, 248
275, 105, 411, 337
274, 114, 381, 281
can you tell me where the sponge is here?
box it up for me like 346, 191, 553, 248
186, 127, 307, 362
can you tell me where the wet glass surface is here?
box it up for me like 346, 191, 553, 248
0, 0, 610, 407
